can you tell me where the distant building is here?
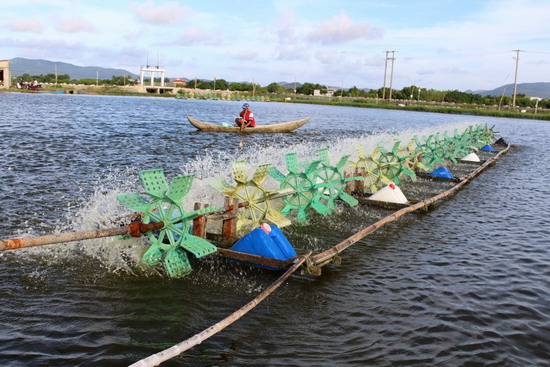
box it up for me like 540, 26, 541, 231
0, 60, 11, 88
314, 88, 337, 97
172, 78, 187, 86
326, 87, 337, 97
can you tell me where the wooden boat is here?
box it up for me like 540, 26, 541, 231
187, 116, 310, 133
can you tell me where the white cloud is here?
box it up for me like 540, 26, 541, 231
54, 17, 95, 33
315, 50, 338, 64
229, 50, 259, 61
131, 1, 192, 25
161, 27, 222, 46
272, 10, 299, 44
274, 45, 309, 61
306, 12, 384, 45
5, 19, 43, 33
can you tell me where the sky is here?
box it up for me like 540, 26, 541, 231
1, 0, 549, 91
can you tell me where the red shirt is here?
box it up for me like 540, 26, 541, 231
240, 109, 256, 127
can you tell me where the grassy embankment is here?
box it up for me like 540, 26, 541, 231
4, 85, 549, 121
271, 96, 550, 121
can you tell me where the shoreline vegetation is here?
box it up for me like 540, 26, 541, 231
3, 83, 549, 122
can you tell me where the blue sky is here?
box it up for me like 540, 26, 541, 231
2, 0, 549, 91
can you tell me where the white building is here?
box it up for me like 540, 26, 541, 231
0, 60, 11, 88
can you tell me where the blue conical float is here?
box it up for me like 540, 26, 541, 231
429, 166, 454, 179
481, 144, 495, 151
230, 224, 297, 263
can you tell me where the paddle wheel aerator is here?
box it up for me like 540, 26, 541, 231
116, 169, 217, 278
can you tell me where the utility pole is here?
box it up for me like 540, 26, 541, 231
382, 51, 389, 100
512, 49, 523, 108
54, 64, 58, 84
388, 51, 396, 101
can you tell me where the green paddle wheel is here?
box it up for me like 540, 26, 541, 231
413, 134, 451, 171
375, 141, 419, 185
210, 161, 291, 234
269, 153, 330, 222
443, 129, 475, 159
469, 124, 497, 148
269, 149, 359, 222
116, 169, 218, 278
311, 148, 359, 210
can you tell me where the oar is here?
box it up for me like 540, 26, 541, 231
0, 221, 163, 251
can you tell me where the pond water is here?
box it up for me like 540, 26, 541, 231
0, 92, 549, 366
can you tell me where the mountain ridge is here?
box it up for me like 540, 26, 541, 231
9, 57, 138, 80
466, 82, 550, 98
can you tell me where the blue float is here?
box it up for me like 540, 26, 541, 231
429, 166, 454, 179
230, 224, 297, 263
481, 144, 495, 151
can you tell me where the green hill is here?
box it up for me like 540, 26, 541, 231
9, 57, 138, 80
469, 82, 550, 98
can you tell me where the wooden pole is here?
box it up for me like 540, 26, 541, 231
192, 203, 208, 238
0, 221, 164, 252
222, 197, 238, 240
311, 145, 511, 266
0, 227, 129, 251
1, 191, 296, 252
129, 253, 311, 367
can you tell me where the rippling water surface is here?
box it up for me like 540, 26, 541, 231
1, 93, 549, 366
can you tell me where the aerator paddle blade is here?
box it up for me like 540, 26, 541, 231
142, 244, 164, 267
164, 248, 193, 278
181, 235, 218, 258
285, 153, 299, 174
116, 193, 150, 213
140, 169, 168, 199
252, 164, 270, 185
232, 160, 249, 183
167, 175, 195, 203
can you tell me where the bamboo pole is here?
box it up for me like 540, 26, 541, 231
129, 252, 311, 367
0, 189, 296, 252
0, 221, 164, 252
0, 227, 129, 251
311, 145, 511, 266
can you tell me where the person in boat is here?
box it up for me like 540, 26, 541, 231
235, 103, 256, 131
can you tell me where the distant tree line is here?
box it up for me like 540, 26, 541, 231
333, 84, 548, 108
13, 73, 137, 86
11, 73, 549, 108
